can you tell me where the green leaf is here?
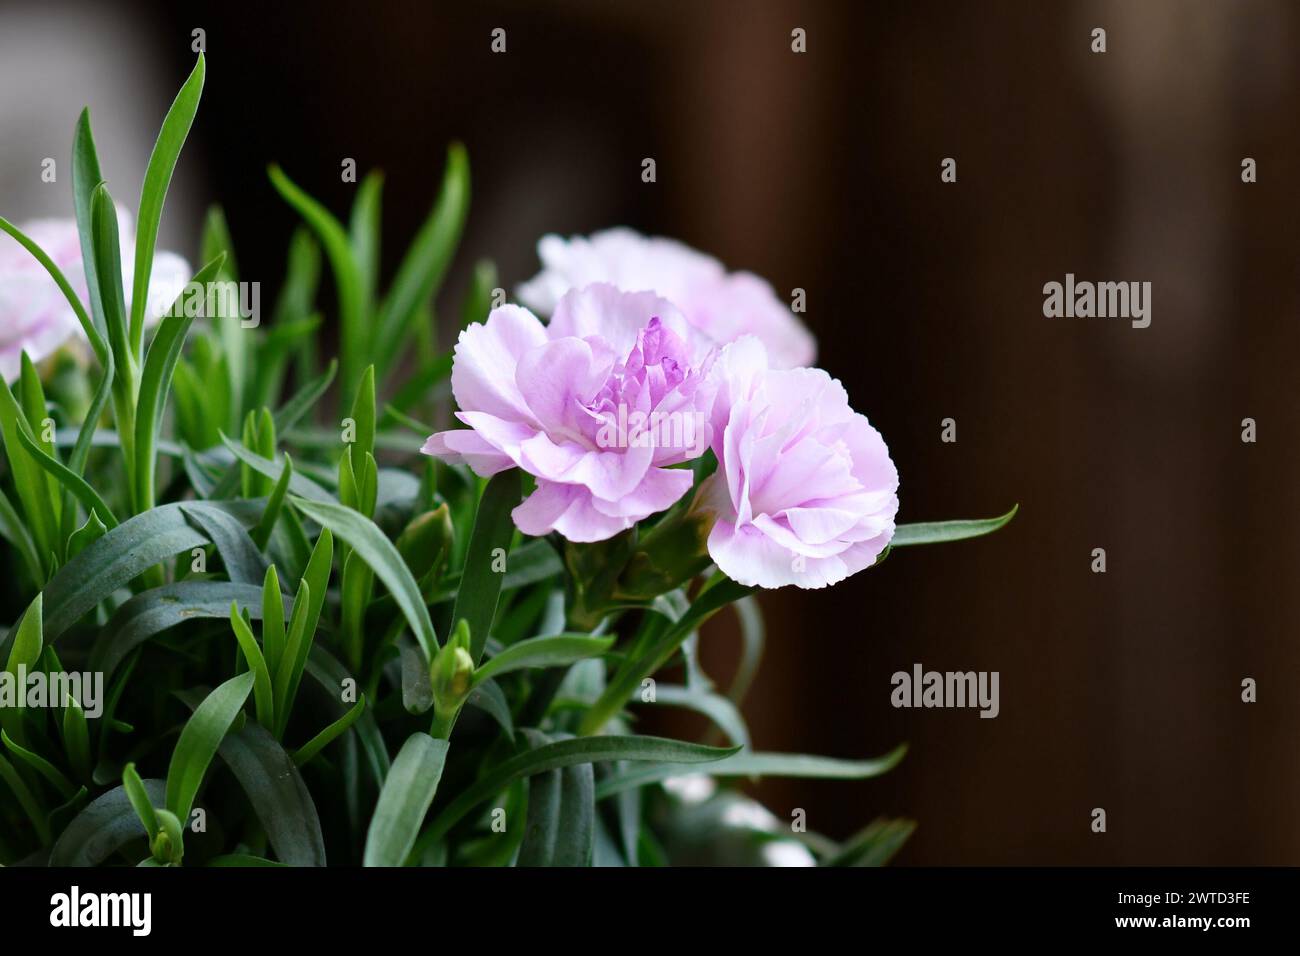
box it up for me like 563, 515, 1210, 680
291, 496, 438, 660
229, 602, 276, 729
891, 504, 1018, 547
473, 634, 613, 687
220, 431, 334, 502
451, 469, 521, 661
252, 453, 294, 549
90, 183, 131, 381
0, 216, 105, 360
0, 484, 43, 583
349, 171, 383, 311
267, 164, 365, 403
210, 720, 327, 866
61, 690, 92, 783
165, 671, 256, 823
516, 732, 594, 867
130, 53, 204, 355
649, 685, 751, 749
364, 732, 450, 867
422, 735, 738, 846
122, 761, 160, 840
182, 501, 269, 585
465, 678, 514, 742
261, 565, 286, 677
292, 694, 366, 767
134, 253, 225, 510
207, 854, 288, 867
824, 817, 917, 866
0, 752, 49, 843
90, 581, 269, 685
460, 259, 498, 329
374, 144, 469, 380
350, 364, 376, 464
273, 358, 336, 435
0, 375, 59, 569
593, 743, 910, 800
15, 425, 118, 529
273, 529, 332, 738
48, 778, 166, 866
1, 593, 43, 743
71, 108, 109, 346
2, 728, 75, 800
580, 575, 755, 735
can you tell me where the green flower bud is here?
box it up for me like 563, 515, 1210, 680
430, 619, 475, 717
151, 808, 186, 865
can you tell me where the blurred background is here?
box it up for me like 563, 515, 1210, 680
2, 0, 1298, 864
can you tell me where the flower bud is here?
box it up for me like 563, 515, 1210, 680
430, 619, 475, 718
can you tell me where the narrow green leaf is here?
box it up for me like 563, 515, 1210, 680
650, 685, 751, 749
130, 53, 205, 354
292, 694, 366, 767
891, 504, 1019, 547
1, 594, 43, 743
374, 143, 469, 379
0, 752, 50, 843
182, 501, 269, 585
71, 108, 108, 345
0, 377, 59, 567
261, 565, 285, 677
580, 575, 755, 735
594, 743, 910, 800
61, 690, 92, 782
90, 581, 269, 685
267, 164, 365, 403
2, 728, 75, 799
291, 496, 438, 659
49, 778, 165, 865
220, 431, 334, 502
825, 817, 918, 867
473, 634, 613, 687
364, 732, 450, 867
0, 216, 105, 360
465, 678, 514, 742
15, 426, 118, 528
451, 469, 521, 661
121, 762, 159, 840
273, 358, 336, 435
165, 671, 256, 823
229, 602, 275, 729
210, 720, 327, 866
517, 731, 594, 867
349, 171, 383, 311
134, 253, 226, 510
422, 736, 737, 846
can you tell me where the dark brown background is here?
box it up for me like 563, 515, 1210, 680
29, 0, 1300, 863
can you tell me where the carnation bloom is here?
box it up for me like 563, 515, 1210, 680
697, 337, 898, 589
422, 283, 717, 542
516, 228, 816, 370
0, 215, 192, 381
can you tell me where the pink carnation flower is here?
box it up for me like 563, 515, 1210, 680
699, 337, 898, 589
517, 228, 816, 370
0, 215, 192, 381
423, 283, 717, 542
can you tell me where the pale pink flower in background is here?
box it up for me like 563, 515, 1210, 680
698, 337, 898, 589
0, 214, 191, 381
517, 228, 817, 370
423, 283, 717, 542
